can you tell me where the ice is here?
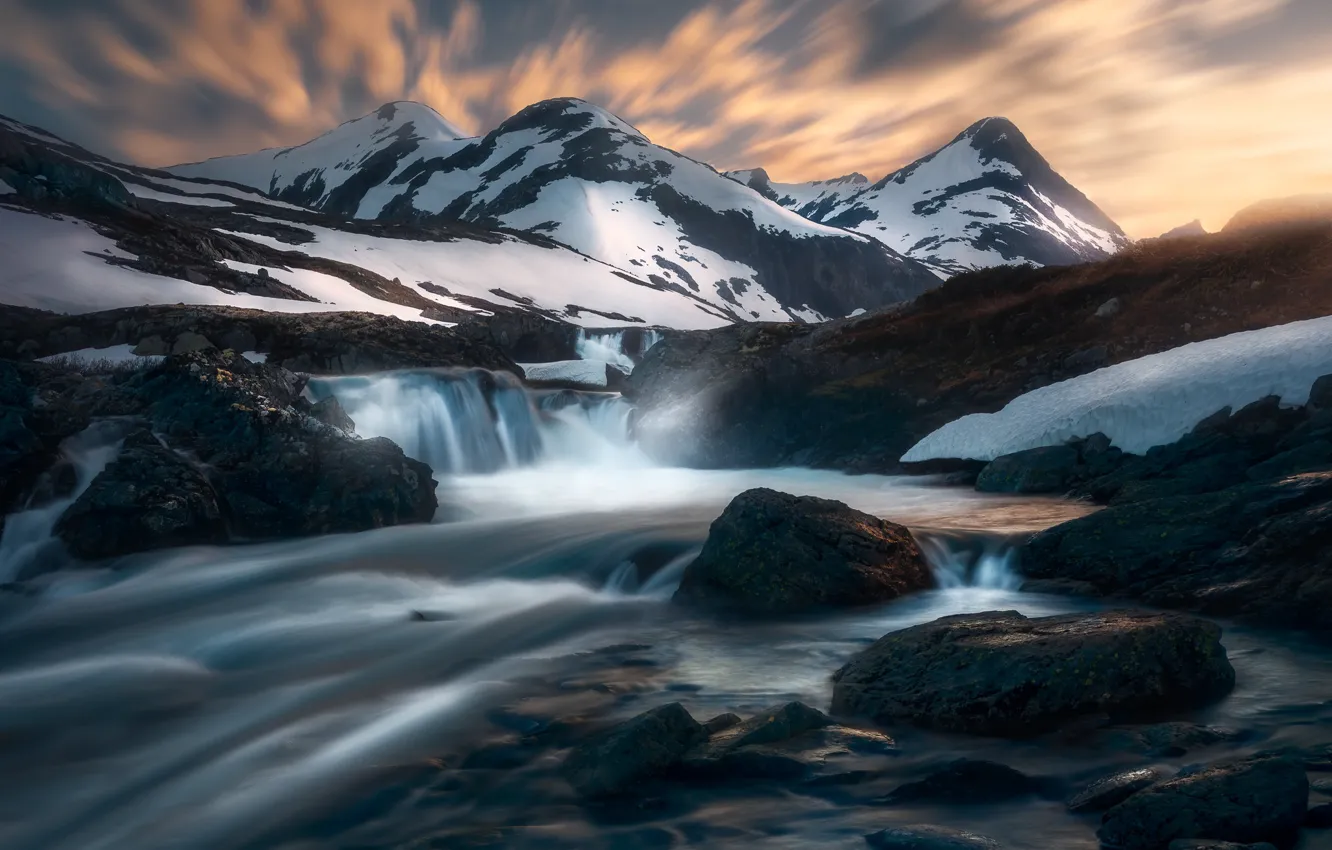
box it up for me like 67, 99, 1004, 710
517, 360, 608, 386
903, 315, 1332, 462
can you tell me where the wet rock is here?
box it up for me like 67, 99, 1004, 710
560, 702, 704, 798
673, 488, 932, 614
1018, 578, 1101, 597
1245, 439, 1332, 481
310, 395, 355, 432
1098, 756, 1308, 850
975, 445, 1079, 494
1312, 777, 1332, 794
1311, 374, 1332, 410
830, 610, 1235, 737
864, 824, 1002, 849
54, 429, 226, 564
1066, 767, 1162, 813
681, 701, 831, 775
1093, 723, 1246, 757
683, 712, 891, 782
882, 759, 1036, 804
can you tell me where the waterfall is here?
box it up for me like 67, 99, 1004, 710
575, 328, 663, 374
916, 529, 1022, 590
0, 420, 130, 582
307, 370, 639, 475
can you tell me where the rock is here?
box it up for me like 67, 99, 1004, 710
54, 429, 226, 564
1092, 723, 1245, 757
1312, 777, 1332, 794
1095, 298, 1122, 319
864, 824, 1002, 849
673, 488, 932, 614
682, 701, 831, 768
1066, 767, 1162, 813
560, 702, 704, 797
132, 335, 169, 356
171, 332, 215, 355
1018, 578, 1101, 597
1307, 803, 1332, 828
310, 396, 355, 432
1246, 439, 1332, 481
975, 445, 1079, 494
830, 610, 1235, 737
1025, 469, 1332, 631
1310, 374, 1332, 410
1098, 757, 1308, 850
1064, 345, 1109, 372
883, 759, 1036, 804
1168, 842, 1277, 850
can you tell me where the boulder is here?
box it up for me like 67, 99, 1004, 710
1091, 723, 1245, 757
883, 759, 1037, 804
560, 702, 704, 798
673, 489, 932, 614
1307, 803, 1332, 828
975, 445, 1080, 494
830, 610, 1235, 737
1098, 757, 1308, 850
132, 335, 169, 356
55, 430, 226, 563
171, 331, 215, 354
680, 701, 835, 778
864, 824, 1002, 849
1168, 842, 1277, 850
310, 396, 355, 432
1066, 767, 1162, 813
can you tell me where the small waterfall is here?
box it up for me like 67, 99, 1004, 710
0, 420, 129, 582
916, 530, 1022, 590
308, 370, 639, 475
575, 328, 663, 374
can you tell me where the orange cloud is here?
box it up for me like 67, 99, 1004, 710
2, 0, 1331, 237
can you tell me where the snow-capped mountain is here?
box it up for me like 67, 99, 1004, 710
760, 118, 1130, 277
172, 102, 472, 216
171, 98, 940, 322
726, 169, 871, 220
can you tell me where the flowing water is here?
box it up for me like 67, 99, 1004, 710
1, 371, 1329, 850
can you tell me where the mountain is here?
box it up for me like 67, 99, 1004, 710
1223, 194, 1332, 234
1153, 219, 1207, 240
170, 98, 941, 322
725, 169, 871, 216
0, 112, 741, 329
762, 118, 1130, 277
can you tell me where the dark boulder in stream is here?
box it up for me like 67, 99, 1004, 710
830, 610, 1235, 736
673, 488, 932, 614
1098, 756, 1307, 850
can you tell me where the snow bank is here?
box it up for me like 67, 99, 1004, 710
902, 315, 1332, 462
518, 360, 608, 387
125, 183, 235, 208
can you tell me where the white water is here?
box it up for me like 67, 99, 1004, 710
0, 421, 130, 582
575, 328, 663, 374
2, 369, 1326, 850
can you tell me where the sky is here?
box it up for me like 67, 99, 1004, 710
2, 0, 1331, 238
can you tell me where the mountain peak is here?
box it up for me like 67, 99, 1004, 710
492, 97, 644, 142
362, 101, 470, 141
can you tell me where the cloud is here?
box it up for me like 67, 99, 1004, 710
1, 0, 1331, 236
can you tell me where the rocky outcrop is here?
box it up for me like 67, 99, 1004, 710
672, 488, 932, 614
830, 610, 1235, 737
882, 759, 1038, 804
0, 305, 519, 375
1097, 757, 1308, 850
560, 702, 704, 798
56, 429, 226, 560
2, 350, 437, 571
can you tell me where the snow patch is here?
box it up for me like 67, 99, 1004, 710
902, 315, 1332, 462
36, 344, 161, 366
518, 360, 608, 387
0, 179, 14, 196
126, 183, 234, 208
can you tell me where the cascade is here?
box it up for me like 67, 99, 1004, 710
307, 369, 639, 474
915, 529, 1022, 590
575, 328, 663, 374
0, 420, 130, 582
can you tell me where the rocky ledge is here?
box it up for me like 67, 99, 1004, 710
1, 349, 436, 574
672, 488, 932, 614
1005, 383, 1332, 632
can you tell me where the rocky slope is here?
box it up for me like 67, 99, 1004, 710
753, 118, 1131, 277
627, 223, 1332, 470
